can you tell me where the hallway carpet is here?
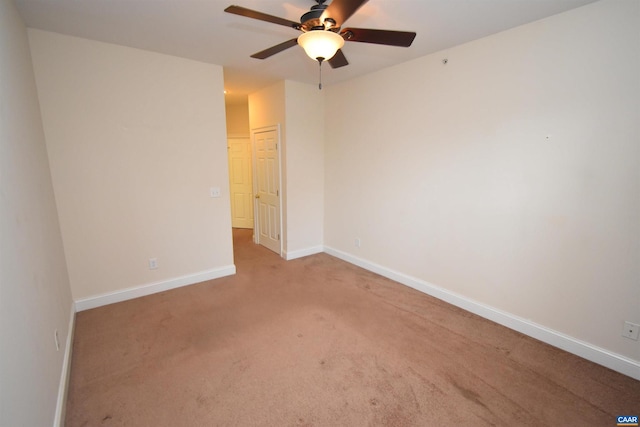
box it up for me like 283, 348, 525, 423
65, 229, 639, 426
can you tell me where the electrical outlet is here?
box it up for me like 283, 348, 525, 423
54, 329, 60, 351
355, 238, 361, 248
149, 258, 158, 270
210, 187, 221, 198
622, 321, 639, 340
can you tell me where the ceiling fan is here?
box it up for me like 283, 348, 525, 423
224, 0, 417, 69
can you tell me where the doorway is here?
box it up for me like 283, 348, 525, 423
224, 96, 282, 255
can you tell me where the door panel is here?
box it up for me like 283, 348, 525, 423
253, 128, 281, 254
227, 138, 254, 229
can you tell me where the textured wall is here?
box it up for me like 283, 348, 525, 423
0, 1, 73, 425
29, 29, 233, 301
324, 0, 639, 362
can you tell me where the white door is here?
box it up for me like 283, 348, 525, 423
227, 137, 254, 229
253, 127, 281, 254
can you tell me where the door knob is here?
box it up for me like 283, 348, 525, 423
255, 194, 260, 199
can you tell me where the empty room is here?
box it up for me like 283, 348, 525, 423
1, 0, 638, 425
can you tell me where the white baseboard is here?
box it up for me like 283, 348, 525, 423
323, 246, 640, 381
74, 265, 236, 311
54, 304, 76, 427
284, 245, 324, 261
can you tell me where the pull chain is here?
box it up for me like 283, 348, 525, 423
318, 58, 323, 90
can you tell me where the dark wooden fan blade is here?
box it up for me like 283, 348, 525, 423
328, 49, 349, 68
225, 5, 300, 30
321, 0, 369, 27
341, 28, 416, 47
250, 38, 298, 59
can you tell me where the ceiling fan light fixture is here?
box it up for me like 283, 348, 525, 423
298, 30, 344, 62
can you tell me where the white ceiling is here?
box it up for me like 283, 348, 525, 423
15, 0, 598, 104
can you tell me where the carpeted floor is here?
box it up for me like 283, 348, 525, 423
65, 228, 639, 426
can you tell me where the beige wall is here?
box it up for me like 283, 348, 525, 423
248, 81, 324, 258
248, 81, 287, 131
29, 30, 234, 302
283, 81, 324, 257
225, 98, 250, 138
0, 2, 73, 426
324, 0, 639, 363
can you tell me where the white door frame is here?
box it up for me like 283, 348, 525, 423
251, 124, 283, 256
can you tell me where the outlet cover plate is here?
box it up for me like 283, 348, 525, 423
622, 321, 639, 340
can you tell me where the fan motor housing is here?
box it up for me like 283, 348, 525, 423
300, 3, 331, 32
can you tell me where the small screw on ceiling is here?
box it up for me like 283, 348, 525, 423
442, 58, 448, 65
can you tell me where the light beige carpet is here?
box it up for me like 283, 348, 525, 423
65, 228, 639, 426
